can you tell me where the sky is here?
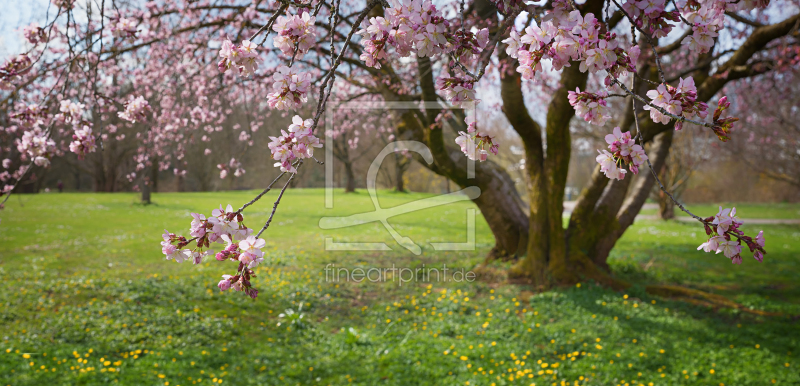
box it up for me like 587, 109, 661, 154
0, 0, 52, 59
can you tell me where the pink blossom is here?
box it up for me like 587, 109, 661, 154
755, 230, 765, 248
569, 88, 611, 126
596, 150, 627, 180
717, 239, 742, 260
697, 235, 724, 253
118, 96, 151, 123
273, 12, 317, 58
268, 116, 322, 173
217, 39, 262, 77
238, 235, 266, 268
22, 23, 47, 44
267, 66, 311, 110
455, 131, 498, 162
218, 276, 232, 291
111, 17, 137, 39
69, 125, 97, 160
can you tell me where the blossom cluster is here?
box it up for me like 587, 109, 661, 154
218, 158, 245, 179
218, 39, 261, 77
595, 127, 648, 180
268, 116, 322, 173
644, 77, 708, 129
455, 130, 499, 162
357, 0, 489, 67
23, 23, 47, 44
0, 54, 32, 90
697, 207, 766, 264
449, 29, 491, 62
118, 96, 151, 123
503, 0, 640, 83
10, 104, 47, 129
111, 17, 138, 39
267, 65, 312, 110
15, 126, 56, 167
621, 0, 680, 39
435, 74, 477, 107
1, 160, 21, 197
567, 88, 611, 126
161, 205, 263, 299
355, 1, 496, 160
358, 1, 444, 66
69, 126, 97, 160
57, 99, 85, 125
272, 12, 317, 58
680, 2, 725, 54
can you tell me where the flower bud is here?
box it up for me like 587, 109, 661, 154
218, 279, 231, 291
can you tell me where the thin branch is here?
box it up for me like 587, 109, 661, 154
256, 161, 302, 237
725, 12, 765, 28
610, 75, 714, 129
235, 167, 294, 215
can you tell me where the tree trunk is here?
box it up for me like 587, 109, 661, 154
344, 161, 356, 193
176, 173, 184, 192
141, 178, 151, 204
380, 62, 529, 259
394, 154, 406, 192
495, 0, 628, 287
658, 191, 675, 220
150, 161, 159, 193
395, 166, 405, 192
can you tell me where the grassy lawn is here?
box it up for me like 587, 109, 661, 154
638, 202, 800, 220
1, 190, 798, 386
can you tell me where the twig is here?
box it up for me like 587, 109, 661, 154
630, 80, 750, 244
610, 75, 715, 129
256, 161, 302, 237
235, 164, 295, 215
610, 0, 667, 84
252, 2, 290, 46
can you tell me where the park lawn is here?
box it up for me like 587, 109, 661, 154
638, 202, 800, 220
0, 190, 798, 386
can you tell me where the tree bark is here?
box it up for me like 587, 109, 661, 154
150, 161, 159, 193
657, 164, 676, 220
499, 0, 628, 288
394, 158, 406, 192
369, 54, 530, 260
344, 161, 356, 193
141, 178, 151, 204
658, 194, 675, 220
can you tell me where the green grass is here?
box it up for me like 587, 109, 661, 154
1, 190, 798, 386
639, 202, 800, 220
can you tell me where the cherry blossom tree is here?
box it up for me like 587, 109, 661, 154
1, 0, 794, 295
725, 67, 800, 189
